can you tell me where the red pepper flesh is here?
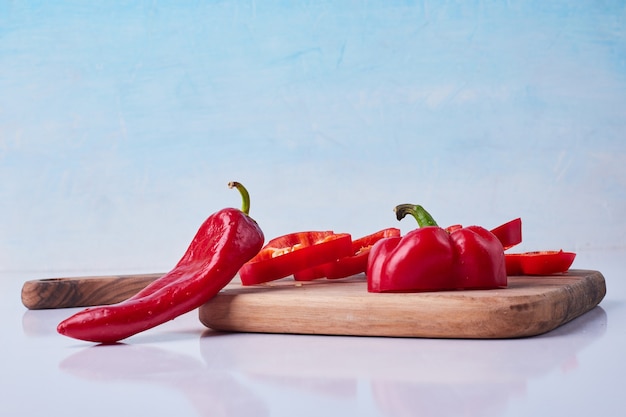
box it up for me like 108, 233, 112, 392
489, 218, 522, 250
367, 205, 507, 293
57, 182, 264, 344
505, 250, 575, 275
239, 231, 353, 285
505, 253, 524, 275
293, 228, 401, 281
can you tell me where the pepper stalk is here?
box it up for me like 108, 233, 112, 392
394, 204, 438, 227
228, 181, 251, 215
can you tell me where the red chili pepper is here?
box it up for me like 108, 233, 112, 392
489, 218, 522, 250
293, 228, 402, 281
505, 250, 576, 275
239, 231, 353, 285
57, 182, 265, 344
367, 204, 507, 293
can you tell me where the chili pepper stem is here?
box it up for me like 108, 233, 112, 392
394, 204, 438, 227
228, 181, 251, 215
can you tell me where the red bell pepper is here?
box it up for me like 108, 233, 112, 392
505, 250, 576, 275
293, 228, 402, 281
367, 204, 507, 293
239, 231, 353, 285
57, 182, 265, 344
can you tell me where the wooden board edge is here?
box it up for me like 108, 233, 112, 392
480, 270, 607, 338
21, 273, 162, 309
199, 270, 607, 339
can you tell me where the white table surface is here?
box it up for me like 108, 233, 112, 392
2, 249, 624, 417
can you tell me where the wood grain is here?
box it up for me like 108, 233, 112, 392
21, 273, 163, 309
198, 269, 606, 339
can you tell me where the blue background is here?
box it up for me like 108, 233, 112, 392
1, 1, 625, 276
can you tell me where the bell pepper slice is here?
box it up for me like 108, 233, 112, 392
488, 217, 575, 275
505, 250, 576, 275
489, 218, 522, 250
239, 231, 353, 285
293, 228, 402, 281
367, 204, 507, 293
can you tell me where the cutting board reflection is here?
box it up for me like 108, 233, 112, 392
199, 269, 605, 339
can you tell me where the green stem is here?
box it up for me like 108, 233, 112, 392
394, 204, 438, 227
228, 181, 251, 215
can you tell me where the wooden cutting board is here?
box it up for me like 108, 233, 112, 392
199, 269, 606, 339
21, 273, 164, 310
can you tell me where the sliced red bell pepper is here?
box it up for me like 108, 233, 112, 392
505, 250, 575, 275
367, 204, 506, 293
239, 231, 353, 285
293, 228, 402, 281
489, 218, 522, 250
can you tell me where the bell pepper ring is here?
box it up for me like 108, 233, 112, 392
57, 182, 265, 344
505, 250, 576, 275
367, 204, 507, 293
239, 231, 353, 285
293, 228, 402, 281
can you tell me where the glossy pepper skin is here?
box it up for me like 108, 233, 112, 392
57, 182, 264, 344
239, 231, 352, 285
367, 204, 507, 293
505, 250, 575, 275
489, 218, 522, 250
